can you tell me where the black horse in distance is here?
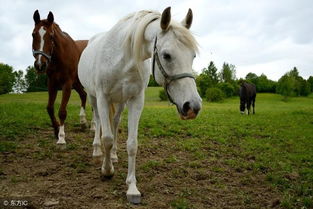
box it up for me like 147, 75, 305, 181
240, 82, 256, 115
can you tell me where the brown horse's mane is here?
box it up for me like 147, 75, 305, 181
52, 22, 74, 43
39, 19, 74, 44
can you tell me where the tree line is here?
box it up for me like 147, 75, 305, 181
156, 61, 313, 101
196, 62, 313, 101
0, 63, 47, 94
1, 61, 312, 100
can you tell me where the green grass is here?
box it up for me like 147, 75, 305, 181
1, 88, 313, 208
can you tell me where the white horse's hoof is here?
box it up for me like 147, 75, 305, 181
111, 157, 118, 163
101, 162, 114, 180
127, 193, 141, 204
127, 183, 141, 204
111, 153, 118, 163
90, 122, 96, 131
93, 145, 103, 157
100, 168, 114, 180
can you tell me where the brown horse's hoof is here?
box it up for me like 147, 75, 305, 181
80, 123, 88, 131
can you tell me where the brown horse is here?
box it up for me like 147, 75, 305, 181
240, 82, 256, 115
32, 10, 88, 145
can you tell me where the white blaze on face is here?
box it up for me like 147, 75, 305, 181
37, 26, 46, 65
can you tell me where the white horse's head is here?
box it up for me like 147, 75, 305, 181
152, 7, 202, 120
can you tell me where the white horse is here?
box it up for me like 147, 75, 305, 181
78, 7, 202, 204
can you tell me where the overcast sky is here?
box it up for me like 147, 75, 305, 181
1, 0, 312, 80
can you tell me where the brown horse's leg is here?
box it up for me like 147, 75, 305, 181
56, 82, 72, 145
247, 101, 251, 115
252, 98, 255, 114
73, 83, 88, 129
47, 83, 59, 138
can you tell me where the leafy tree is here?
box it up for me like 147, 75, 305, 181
196, 62, 218, 98
0, 63, 16, 94
276, 73, 295, 100
25, 66, 48, 92
257, 74, 273, 92
245, 73, 277, 93
219, 62, 236, 83
245, 72, 258, 86
289, 67, 300, 78
298, 77, 311, 96
276, 67, 309, 98
307, 76, 313, 92
13, 70, 27, 93
207, 61, 219, 85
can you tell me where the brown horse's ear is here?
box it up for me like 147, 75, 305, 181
160, 7, 171, 31
181, 8, 193, 29
47, 11, 54, 24
33, 10, 40, 24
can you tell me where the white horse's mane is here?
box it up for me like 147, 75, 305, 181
122, 10, 199, 69
123, 10, 160, 63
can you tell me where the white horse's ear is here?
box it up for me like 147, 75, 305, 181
33, 10, 40, 25
181, 8, 193, 29
161, 7, 171, 31
47, 11, 54, 24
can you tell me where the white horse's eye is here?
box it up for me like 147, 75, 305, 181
162, 53, 171, 60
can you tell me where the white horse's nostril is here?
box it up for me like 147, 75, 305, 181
182, 101, 191, 115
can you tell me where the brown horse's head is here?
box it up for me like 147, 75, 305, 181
32, 10, 55, 73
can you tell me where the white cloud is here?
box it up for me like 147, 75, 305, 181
0, 0, 312, 80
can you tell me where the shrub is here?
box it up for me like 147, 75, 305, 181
196, 73, 213, 98
232, 83, 240, 96
148, 75, 159, 87
217, 82, 235, 97
159, 89, 168, 101
205, 87, 225, 102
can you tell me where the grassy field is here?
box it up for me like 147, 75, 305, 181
0, 87, 312, 208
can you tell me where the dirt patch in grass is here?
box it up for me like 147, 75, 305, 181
0, 125, 282, 209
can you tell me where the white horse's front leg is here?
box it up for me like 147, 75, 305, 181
97, 94, 114, 178
126, 92, 144, 204
111, 103, 125, 163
